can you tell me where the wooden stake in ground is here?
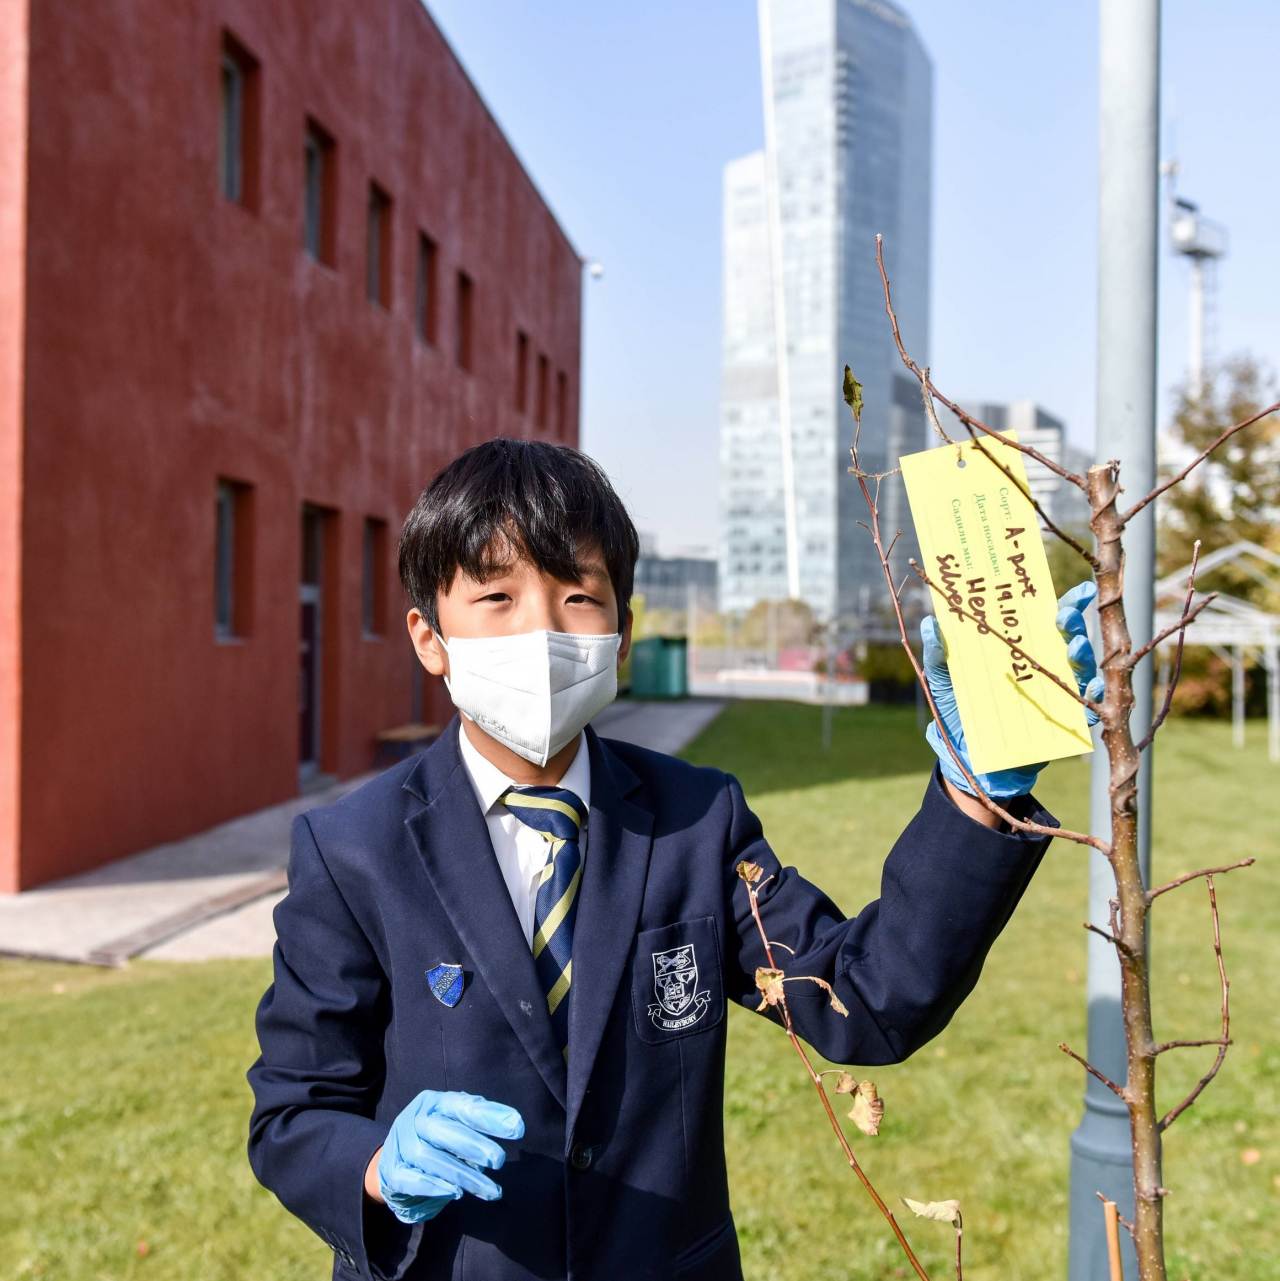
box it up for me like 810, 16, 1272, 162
1100, 1195, 1125, 1281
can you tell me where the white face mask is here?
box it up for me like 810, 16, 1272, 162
440, 629, 622, 767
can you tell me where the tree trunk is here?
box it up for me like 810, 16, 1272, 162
1089, 464, 1166, 1280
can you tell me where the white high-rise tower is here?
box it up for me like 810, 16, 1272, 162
719, 0, 933, 620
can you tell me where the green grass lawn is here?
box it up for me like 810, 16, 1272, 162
1, 706, 1276, 1279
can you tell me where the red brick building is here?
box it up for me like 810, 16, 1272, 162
0, 0, 582, 890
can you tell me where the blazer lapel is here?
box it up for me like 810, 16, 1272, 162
566, 728, 654, 1141
403, 722, 567, 1109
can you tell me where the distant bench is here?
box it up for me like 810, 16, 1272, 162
374, 723, 442, 767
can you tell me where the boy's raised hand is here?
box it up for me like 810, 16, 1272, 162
375, 1089, 525, 1225
921, 580, 1105, 801
1055, 581, 1106, 719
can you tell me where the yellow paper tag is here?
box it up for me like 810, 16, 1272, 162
899, 432, 1092, 775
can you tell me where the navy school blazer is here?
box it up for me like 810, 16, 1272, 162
248, 718, 1055, 1281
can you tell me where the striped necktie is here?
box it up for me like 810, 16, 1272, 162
500, 786, 585, 1058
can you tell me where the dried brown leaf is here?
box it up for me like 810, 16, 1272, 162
737, 861, 764, 885
901, 1197, 961, 1224
849, 1080, 885, 1136
834, 1072, 859, 1095
755, 967, 786, 1008
788, 973, 850, 1017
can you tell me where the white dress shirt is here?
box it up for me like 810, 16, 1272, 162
456, 726, 592, 949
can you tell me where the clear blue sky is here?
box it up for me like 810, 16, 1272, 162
427, 0, 1279, 556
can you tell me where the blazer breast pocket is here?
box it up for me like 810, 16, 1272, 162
631, 916, 725, 1045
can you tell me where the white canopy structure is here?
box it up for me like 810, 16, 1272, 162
1154, 541, 1280, 762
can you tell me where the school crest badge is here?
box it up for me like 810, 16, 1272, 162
426, 963, 465, 1008
648, 944, 711, 1031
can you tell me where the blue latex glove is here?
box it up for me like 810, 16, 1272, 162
922, 580, 1106, 800
377, 1089, 525, 1225
1055, 581, 1106, 723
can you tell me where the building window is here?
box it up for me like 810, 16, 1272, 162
455, 271, 473, 370
219, 33, 259, 208
303, 119, 336, 266
366, 183, 392, 308
362, 518, 388, 637
556, 370, 568, 437
415, 233, 437, 344
515, 331, 529, 412
215, 479, 254, 639
536, 354, 549, 427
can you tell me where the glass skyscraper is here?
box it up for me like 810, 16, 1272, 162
719, 0, 933, 621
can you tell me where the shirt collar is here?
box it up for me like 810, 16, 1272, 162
457, 725, 592, 820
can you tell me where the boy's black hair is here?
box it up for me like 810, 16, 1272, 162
399, 438, 641, 632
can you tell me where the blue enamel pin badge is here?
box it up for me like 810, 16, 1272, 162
426, 963, 465, 1008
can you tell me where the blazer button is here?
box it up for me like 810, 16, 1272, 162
570, 1142, 594, 1170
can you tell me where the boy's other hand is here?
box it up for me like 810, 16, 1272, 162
368, 1089, 526, 1224
921, 580, 1103, 806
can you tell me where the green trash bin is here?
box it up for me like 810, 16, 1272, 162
629, 636, 688, 699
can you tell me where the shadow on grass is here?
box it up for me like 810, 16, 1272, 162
679, 701, 935, 798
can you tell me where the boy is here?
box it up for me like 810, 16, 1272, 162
249, 439, 1099, 1281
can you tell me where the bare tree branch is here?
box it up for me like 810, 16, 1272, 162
1121, 400, 1280, 524
1101, 640, 1129, 668
1137, 541, 1201, 752
1152, 1038, 1231, 1054
1098, 1193, 1136, 1241
875, 236, 1087, 489
1059, 1042, 1125, 1099
1159, 876, 1233, 1132
737, 867, 933, 1279
1146, 859, 1255, 902
965, 435, 1101, 568
1084, 920, 1136, 959
1124, 594, 1217, 669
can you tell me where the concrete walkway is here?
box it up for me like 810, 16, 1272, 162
590, 696, 725, 757
0, 700, 725, 965
0, 776, 371, 966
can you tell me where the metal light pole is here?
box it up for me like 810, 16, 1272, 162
1068, 1, 1161, 1276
